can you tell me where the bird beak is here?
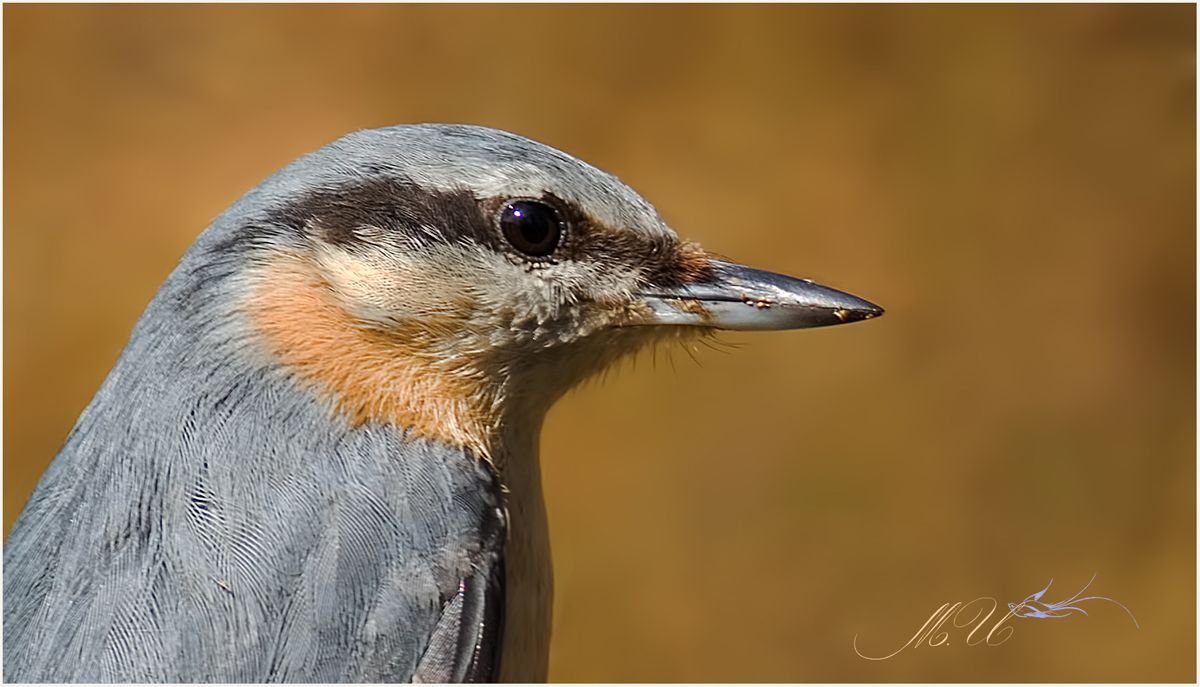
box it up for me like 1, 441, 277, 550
636, 259, 884, 331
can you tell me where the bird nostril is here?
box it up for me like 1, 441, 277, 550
498, 200, 564, 257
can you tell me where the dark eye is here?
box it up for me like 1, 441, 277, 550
498, 200, 563, 257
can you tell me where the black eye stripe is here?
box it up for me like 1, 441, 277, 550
263, 182, 684, 282
498, 200, 564, 257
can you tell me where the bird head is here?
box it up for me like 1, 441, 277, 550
224, 124, 881, 462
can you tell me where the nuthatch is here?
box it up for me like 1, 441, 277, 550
4, 124, 882, 682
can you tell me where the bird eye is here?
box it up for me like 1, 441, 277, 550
498, 200, 563, 257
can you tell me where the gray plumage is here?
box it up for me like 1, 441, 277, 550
4, 124, 882, 682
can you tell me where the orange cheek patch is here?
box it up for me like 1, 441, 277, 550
243, 254, 500, 457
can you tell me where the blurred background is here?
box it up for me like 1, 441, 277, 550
4, 4, 1194, 682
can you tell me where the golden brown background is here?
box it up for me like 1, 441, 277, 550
4, 4, 1194, 682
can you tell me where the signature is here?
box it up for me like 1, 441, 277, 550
1007, 573, 1139, 627
853, 575, 1137, 660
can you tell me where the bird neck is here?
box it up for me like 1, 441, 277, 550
491, 415, 554, 682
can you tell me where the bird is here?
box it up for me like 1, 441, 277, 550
3, 123, 882, 682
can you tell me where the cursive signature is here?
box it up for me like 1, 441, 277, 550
854, 575, 1137, 660
854, 596, 1017, 660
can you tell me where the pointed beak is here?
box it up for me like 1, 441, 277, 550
636, 259, 883, 331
